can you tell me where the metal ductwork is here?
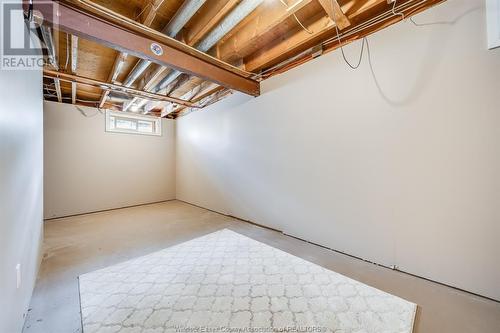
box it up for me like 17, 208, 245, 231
40, 26, 62, 102
130, 0, 263, 112
40, 26, 58, 69
155, 0, 263, 93
122, 0, 207, 89
163, 0, 207, 37
123, 60, 152, 87
195, 0, 263, 52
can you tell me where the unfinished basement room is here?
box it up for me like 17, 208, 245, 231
1, 0, 499, 332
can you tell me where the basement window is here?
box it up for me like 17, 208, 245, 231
105, 110, 162, 136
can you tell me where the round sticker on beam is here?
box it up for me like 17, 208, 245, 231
150, 43, 164, 56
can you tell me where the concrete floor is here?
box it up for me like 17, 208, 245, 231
23, 200, 500, 333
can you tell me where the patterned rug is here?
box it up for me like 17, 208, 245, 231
79, 229, 416, 333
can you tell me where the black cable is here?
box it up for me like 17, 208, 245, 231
335, 25, 366, 70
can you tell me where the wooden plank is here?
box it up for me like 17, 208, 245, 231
345, 0, 378, 16
245, 13, 334, 72
216, 0, 312, 63
141, 66, 169, 91
30, 0, 260, 96
317, 0, 350, 29
142, 0, 167, 27
44, 69, 200, 108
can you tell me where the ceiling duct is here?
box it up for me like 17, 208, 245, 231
128, 0, 264, 112
122, 0, 207, 88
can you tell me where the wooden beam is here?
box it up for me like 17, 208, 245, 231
43, 69, 200, 108
32, 0, 260, 96
217, 0, 312, 63
141, 0, 167, 27
245, 13, 335, 72
137, 0, 219, 98
345, 0, 378, 17
63, 0, 253, 77
317, 0, 350, 29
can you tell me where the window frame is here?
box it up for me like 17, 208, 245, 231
487, 0, 500, 49
105, 110, 162, 136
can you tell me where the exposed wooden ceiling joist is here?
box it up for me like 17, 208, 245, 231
216, 0, 313, 65
245, 12, 334, 72
29, 0, 260, 97
166, 0, 315, 115
99, 0, 164, 107
44, 69, 199, 108
141, 0, 167, 27
37, 0, 446, 117
127, 0, 264, 113
243, 0, 441, 73
317, 0, 351, 29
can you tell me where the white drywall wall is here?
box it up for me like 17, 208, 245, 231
176, 0, 500, 300
43, 101, 176, 218
0, 2, 44, 331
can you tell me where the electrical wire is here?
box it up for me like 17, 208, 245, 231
254, 0, 430, 79
331, 0, 366, 71
391, 0, 405, 20
334, 25, 366, 70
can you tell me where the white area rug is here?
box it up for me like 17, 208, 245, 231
79, 229, 416, 333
